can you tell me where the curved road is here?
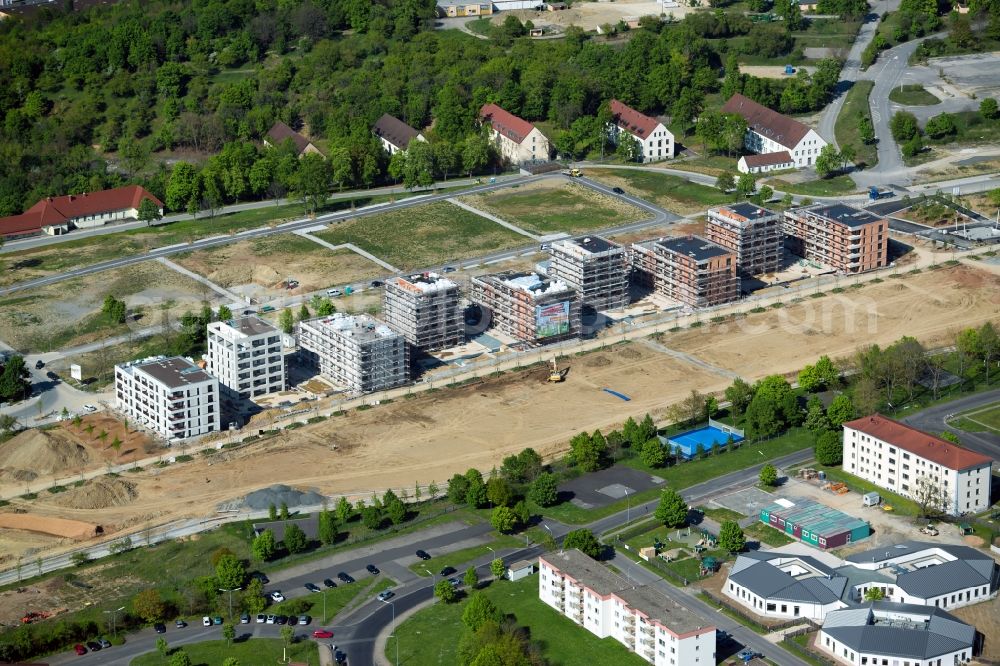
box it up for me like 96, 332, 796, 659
901, 387, 1000, 458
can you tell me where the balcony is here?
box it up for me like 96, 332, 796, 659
639, 624, 654, 636
640, 637, 655, 648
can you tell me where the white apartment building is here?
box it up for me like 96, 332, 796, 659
722, 93, 828, 168
206, 315, 285, 400
539, 550, 716, 666
843, 414, 992, 516
298, 313, 408, 394
607, 99, 675, 161
115, 356, 221, 440
479, 103, 551, 166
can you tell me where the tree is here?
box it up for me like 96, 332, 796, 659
318, 509, 338, 545
718, 520, 746, 553
863, 587, 885, 601
138, 198, 162, 227
736, 172, 756, 197
839, 144, 856, 171
251, 529, 276, 561
528, 473, 559, 507
361, 505, 383, 530
615, 133, 642, 162
133, 588, 166, 623
278, 309, 294, 334
268, 503, 277, 521
223, 623, 235, 647
939, 431, 961, 444
715, 172, 735, 193
924, 112, 957, 139
654, 488, 688, 528
981, 97, 999, 120
901, 132, 924, 158
298, 303, 310, 322
913, 474, 947, 517
490, 506, 518, 534
759, 463, 778, 487
280, 626, 294, 648
243, 577, 266, 615
563, 529, 602, 558
462, 134, 491, 176
979, 322, 1000, 384
279, 502, 289, 520
402, 140, 435, 189
464, 566, 480, 590
170, 651, 192, 666
757, 184, 774, 202
294, 152, 331, 213
156, 637, 169, 657
102, 295, 128, 325
815, 143, 841, 177
569, 432, 606, 472
217, 305, 232, 321
335, 496, 353, 523
0, 356, 31, 402
815, 429, 843, 465
385, 496, 407, 525
858, 113, 875, 145
448, 473, 470, 504
486, 476, 513, 507
744, 392, 783, 439
725, 377, 754, 418
215, 553, 246, 590
804, 397, 832, 434
465, 469, 488, 508
490, 557, 506, 579
890, 111, 920, 142
435, 578, 458, 603
640, 438, 668, 468
462, 593, 503, 631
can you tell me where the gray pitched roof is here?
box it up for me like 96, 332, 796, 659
895, 559, 992, 599
822, 602, 975, 660
845, 540, 992, 565
728, 555, 844, 605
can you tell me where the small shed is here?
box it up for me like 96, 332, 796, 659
507, 560, 534, 582
862, 492, 881, 507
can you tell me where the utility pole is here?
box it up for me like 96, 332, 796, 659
103, 606, 124, 638
219, 587, 240, 621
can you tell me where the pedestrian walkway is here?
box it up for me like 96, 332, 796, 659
447, 198, 540, 240
636, 336, 738, 379
294, 231, 401, 273
156, 256, 244, 303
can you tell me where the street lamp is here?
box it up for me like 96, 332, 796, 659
624, 487, 631, 524
218, 587, 240, 621
382, 598, 398, 666
543, 524, 561, 554
422, 566, 434, 584
103, 606, 125, 638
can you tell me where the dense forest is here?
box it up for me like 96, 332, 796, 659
0, 0, 846, 215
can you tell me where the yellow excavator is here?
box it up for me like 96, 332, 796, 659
548, 359, 567, 383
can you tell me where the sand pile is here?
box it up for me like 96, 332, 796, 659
52, 478, 138, 510
0, 430, 90, 483
243, 484, 326, 511
0, 513, 98, 539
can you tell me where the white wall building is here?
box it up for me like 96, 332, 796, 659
724, 552, 850, 622
206, 316, 285, 400
843, 414, 992, 516
607, 99, 674, 161
539, 550, 716, 666
480, 103, 551, 166
115, 356, 221, 440
298, 313, 408, 394
372, 113, 427, 155
722, 93, 827, 168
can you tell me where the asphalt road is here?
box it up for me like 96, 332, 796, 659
901, 387, 1000, 458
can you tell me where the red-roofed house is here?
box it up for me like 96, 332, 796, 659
264, 121, 324, 158
607, 100, 674, 162
479, 104, 551, 166
0, 185, 164, 240
722, 93, 827, 169
843, 414, 992, 516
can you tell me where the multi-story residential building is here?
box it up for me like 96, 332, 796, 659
298, 313, 408, 394
705, 203, 784, 276
547, 235, 630, 312
722, 93, 828, 168
372, 114, 426, 155
843, 414, 992, 516
205, 315, 285, 400
383, 273, 463, 351
469, 271, 580, 343
783, 204, 888, 274
479, 103, 551, 166
539, 550, 716, 666
115, 356, 220, 440
630, 236, 739, 307
607, 99, 675, 162
818, 602, 975, 666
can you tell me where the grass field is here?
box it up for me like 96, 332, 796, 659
459, 181, 647, 235
925, 111, 1000, 147
584, 168, 735, 215
131, 638, 319, 666
700, 506, 746, 522
950, 401, 1000, 434
819, 468, 922, 516
315, 201, 527, 270
767, 174, 858, 197
888, 84, 940, 106
668, 156, 740, 177
388, 574, 645, 666
835, 80, 878, 168
743, 521, 795, 547
269, 577, 394, 623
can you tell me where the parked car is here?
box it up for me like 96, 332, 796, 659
202, 617, 211, 627
256, 614, 266, 624
334, 649, 347, 664
612, 186, 625, 195
442, 266, 456, 273
270, 591, 285, 602
377, 590, 395, 602
46, 370, 59, 381
250, 572, 270, 585
73, 644, 87, 656
323, 578, 337, 588
298, 615, 311, 625
175, 619, 187, 628
240, 613, 250, 624
447, 577, 461, 589
440, 566, 456, 577
82, 404, 97, 413
337, 572, 354, 583
305, 582, 321, 593
97, 637, 112, 649
154, 623, 166, 634
312, 629, 334, 639
275, 615, 288, 625
212, 616, 223, 625
326, 288, 342, 297
261, 305, 275, 312
266, 615, 276, 625
86, 641, 102, 651
34, 360, 44, 369
415, 549, 431, 560
366, 564, 380, 575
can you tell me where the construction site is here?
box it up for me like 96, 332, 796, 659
298, 313, 409, 394
783, 204, 889, 274
383, 273, 464, 352
630, 235, 740, 307
705, 203, 784, 277
469, 271, 581, 343
546, 236, 630, 312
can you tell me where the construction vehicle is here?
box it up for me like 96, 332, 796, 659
568, 168, 583, 177
869, 186, 894, 201
548, 359, 566, 383
920, 525, 939, 536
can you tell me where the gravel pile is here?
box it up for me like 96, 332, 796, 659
243, 484, 326, 511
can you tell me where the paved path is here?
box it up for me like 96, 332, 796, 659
446, 197, 540, 240
636, 336, 739, 379
294, 231, 402, 273
156, 256, 245, 303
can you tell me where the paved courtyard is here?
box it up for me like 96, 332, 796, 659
560, 466, 665, 510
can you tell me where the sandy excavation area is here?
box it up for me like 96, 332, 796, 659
498, 0, 704, 32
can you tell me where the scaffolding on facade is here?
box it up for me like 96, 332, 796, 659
383, 273, 463, 352
469, 271, 581, 343
547, 236, 630, 311
705, 203, 784, 277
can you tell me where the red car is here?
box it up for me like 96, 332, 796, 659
73, 644, 87, 655
312, 629, 334, 639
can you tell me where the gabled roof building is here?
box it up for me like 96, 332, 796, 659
264, 121, 323, 158
372, 114, 426, 155
0, 185, 163, 239
607, 99, 674, 162
722, 93, 827, 169
479, 103, 551, 166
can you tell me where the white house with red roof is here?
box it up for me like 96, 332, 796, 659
479, 103, 551, 166
608, 99, 674, 161
737, 151, 795, 174
0, 185, 164, 240
843, 414, 992, 516
722, 93, 827, 169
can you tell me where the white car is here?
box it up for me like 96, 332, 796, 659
270, 591, 285, 602
202, 616, 211, 627
256, 614, 266, 624
82, 404, 97, 413
266, 615, 276, 625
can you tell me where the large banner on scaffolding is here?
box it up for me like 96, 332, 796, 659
535, 301, 570, 339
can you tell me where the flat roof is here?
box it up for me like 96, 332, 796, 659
568, 235, 619, 254
393, 273, 458, 293
712, 202, 780, 223
657, 236, 731, 261
224, 315, 279, 337
763, 498, 869, 539
302, 313, 400, 342
798, 203, 884, 228
542, 549, 623, 595
483, 271, 573, 298
133, 356, 213, 388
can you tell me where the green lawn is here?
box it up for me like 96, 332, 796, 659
389, 574, 645, 666
268, 577, 394, 624
835, 80, 878, 169
819, 468, 922, 516
743, 521, 796, 547
950, 401, 1000, 435
699, 506, 746, 522
621, 524, 729, 582
459, 181, 647, 235
466, 17, 494, 35
767, 175, 858, 197
316, 201, 528, 270
668, 156, 740, 177
585, 168, 735, 215
408, 535, 521, 576
925, 111, 1000, 147
888, 84, 940, 106
130, 638, 318, 666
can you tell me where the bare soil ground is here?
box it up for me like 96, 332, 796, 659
0, 262, 222, 353
953, 593, 1000, 660
739, 65, 816, 79
607, 218, 706, 245
173, 233, 384, 296
496, 0, 703, 32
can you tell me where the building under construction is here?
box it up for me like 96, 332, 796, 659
298, 313, 408, 394
547, 235, 630, 311
705, 203, 783, 276
469, 271, 580, 343
783, 203, 888, 274
631, 236, 739, 308
383, 273, 463, 352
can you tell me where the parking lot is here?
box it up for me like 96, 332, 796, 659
559, 466, 666, 510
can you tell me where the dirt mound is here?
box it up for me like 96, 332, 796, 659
52, 478, 138, 510
0, 513, 99, 539
0, 430, 89, 483
585, 355, 612, 367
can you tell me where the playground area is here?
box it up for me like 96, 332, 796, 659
622, 522, 727, 582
